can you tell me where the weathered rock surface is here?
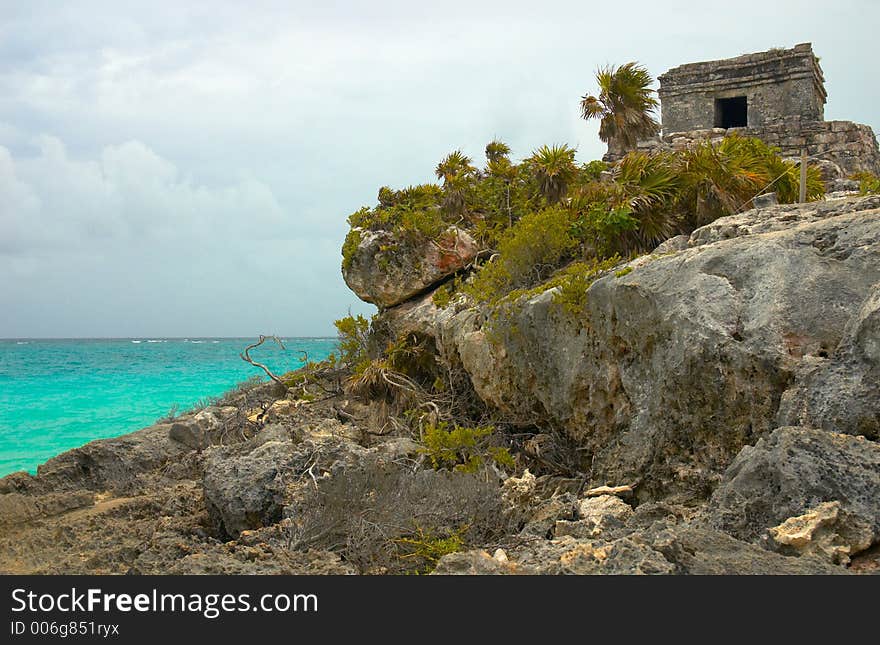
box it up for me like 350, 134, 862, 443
393, 196, 880, 504
343, 226, 478, 308
767, 501, 874, 565
169, 406, 239, 450
706, 426, 880, 543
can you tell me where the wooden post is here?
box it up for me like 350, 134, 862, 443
799, 148, 808, 203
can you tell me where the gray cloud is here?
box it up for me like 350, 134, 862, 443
0, 0, 877, 337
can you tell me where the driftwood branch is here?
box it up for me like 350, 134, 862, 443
240, 335, 288, 389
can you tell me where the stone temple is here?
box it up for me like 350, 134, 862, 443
624, 44, 880, 177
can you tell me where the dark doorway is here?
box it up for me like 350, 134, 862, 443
714, 96, 748, 128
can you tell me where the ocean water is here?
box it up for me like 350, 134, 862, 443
0, 338, 336, 477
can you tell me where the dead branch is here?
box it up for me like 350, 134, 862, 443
240, 335, 288, 389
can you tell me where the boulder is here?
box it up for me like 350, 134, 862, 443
777, 284, 880, 439
644, 525, 846, 575
432, 550, 522, 575
203, 439, 303, 537
767, 501, 873, 565
706, 426, 880, 543
342, 226, 479, 308
168, 406, 238, 450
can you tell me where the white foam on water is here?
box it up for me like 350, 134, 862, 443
131, 340, 142, 344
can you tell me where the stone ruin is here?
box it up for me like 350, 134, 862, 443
617, 44, 880, 178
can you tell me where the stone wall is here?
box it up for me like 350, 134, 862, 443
657, 43, 826, 133
634, 118, 880, 176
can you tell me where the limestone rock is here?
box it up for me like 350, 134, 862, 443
509, 535, 675, 575
430, 197, 880, 503
203, 440, 303, 537
555, 495, 635, 540
707, 426, 880, 543
169, 406, 238, 450
28, 423, 187, 494
501, 468, 538, 510
645, 525, 845, 575
651, 234, 689, 255
432, 550, 522, 575
777, 284, 880, 439
342, 226, 479, 308
768, 501, 873, 565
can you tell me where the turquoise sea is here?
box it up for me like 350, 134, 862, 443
0, 338, 336, 477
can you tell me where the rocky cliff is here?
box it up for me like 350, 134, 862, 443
1, 195, 878, 575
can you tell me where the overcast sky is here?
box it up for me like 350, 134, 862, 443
1, 1, 877, 337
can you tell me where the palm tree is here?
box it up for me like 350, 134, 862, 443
435, 150, 475, 184
580, 62, 661, 158
676, 136, 769, 230
485, 140, 511, 163
435, 150, 475, 217
528, 144, 577, 204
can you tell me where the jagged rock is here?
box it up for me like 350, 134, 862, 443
555, 494, 635, 540
169, 406, 238, 449
777, 285, 880, 439
203, 439, 304, 537
508, 535, 675, 575
432, 550, 522, 575
706, 426, 880, 543
21, 423, 187, 494
501, 468, 538, 510
424, 197, 880, 503
753, 192, 778, 208
768, 501, 874, 565
829, 178, 860, 193
519, 493, 577, 538
644, 525, 846, 574
0, 490, 95, 529
342, 226, 478, 308
651, 234, 689, 254
167, 547, 356, 575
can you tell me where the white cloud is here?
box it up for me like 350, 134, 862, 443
1, 135, 285, 255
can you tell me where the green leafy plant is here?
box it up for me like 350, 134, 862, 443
334, 314, 371, 374
853, 171, 880, 195
395, 526, 466, 574
420, 421, 513, 473
465, 206, 578, 302
675, 135, 769, 229
550, 256, 622, 315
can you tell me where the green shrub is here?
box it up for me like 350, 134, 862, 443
341, 228, 363, 271
485, 140, 511, 163
853, 172, 880, 195
334, 314, 371, 374
420, 421, 513, 473
395, 527, 466, 574
432, 283, 453, 308
465, 206, 578, 302
550, 256, 622, 316
580, 159, 610, 182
